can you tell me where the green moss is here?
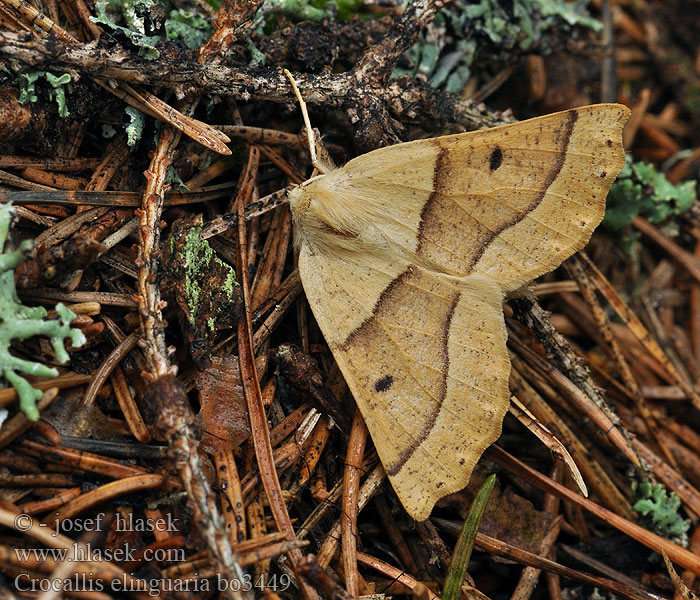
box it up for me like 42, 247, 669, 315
0, 204, 85, 420
163, 217, 240, 366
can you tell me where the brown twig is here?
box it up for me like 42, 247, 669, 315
317, 463, 385, 568
136, 102, 248, 599
470, 531, 667, 600
81, 331, 138, 407
509, 332, 639, 468
0, 388, 59, 448
356, 552, 440, 599
578, 250, 700, 412
341, 408, 368, 596
44, 474, 164, 522
0, 507, 152, 600
510, 296, 640, 465
0, 28, 511, 149
567, 255, 676, 467
510, 366, 634, 519
234, 164, 316, 599
510, 516, 563, 600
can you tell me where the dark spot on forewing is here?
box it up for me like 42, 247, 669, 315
374, 375, 394, 392
489, 147, 503, 171
465, 109, 579, 271
416, 111, 579, 274
385, 290, 461, 477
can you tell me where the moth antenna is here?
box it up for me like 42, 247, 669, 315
284, 69, 329, 175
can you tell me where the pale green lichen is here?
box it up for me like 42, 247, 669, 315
166, 166, 188, 192
125, 106, 146, 146
182, 226, 237, 331
261, 0, 327, 21
165, 8, 212, 49
91, 0, 213, 58
395, 0, 602, 93
633, 481, 689, 546
252, 0, 365, 25
246, 39, 267, 66
0, 204, 86, 421
604, 155, 697, 231
5, 68, 74, 117
91, 0, 162, 59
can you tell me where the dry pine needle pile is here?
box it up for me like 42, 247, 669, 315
0, 0, 699, 599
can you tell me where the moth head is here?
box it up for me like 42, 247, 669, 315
287, 180, 312, 216
288, 177, 331, 248
288, 175, 341, 227
288, 173, 379, 254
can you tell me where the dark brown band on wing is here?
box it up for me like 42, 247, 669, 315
338, 266, 414, 351
416, 143, 450, 255
385, 290, 461, 476
465, 109, 578, 271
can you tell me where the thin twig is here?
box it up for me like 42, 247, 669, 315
235, 174, 317, 600
341, 408, 368, 596
136, 102, 248, 600
567, 255, 676, 467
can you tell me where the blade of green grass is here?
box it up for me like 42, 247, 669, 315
442, 474, 496, 600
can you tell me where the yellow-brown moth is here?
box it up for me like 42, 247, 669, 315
287, 87, 630, 520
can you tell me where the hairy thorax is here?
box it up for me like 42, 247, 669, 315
288, 173, 395, 257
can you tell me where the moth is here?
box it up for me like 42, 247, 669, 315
286, 78, 630, 520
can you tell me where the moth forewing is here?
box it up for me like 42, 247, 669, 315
288, 104, 630, 520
